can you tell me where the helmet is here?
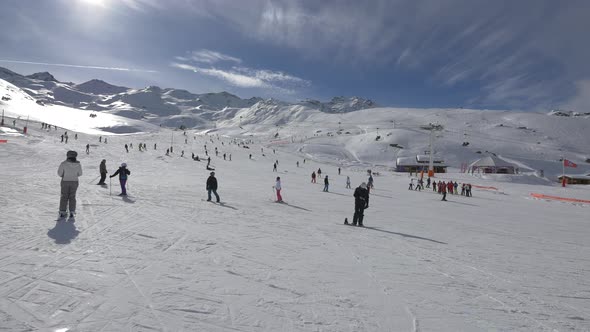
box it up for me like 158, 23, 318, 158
210, 172, 215, 176
121, 163, 127, 167
66, 150, 77, 158
360, 182, 367, 189
102, 159, 106, 162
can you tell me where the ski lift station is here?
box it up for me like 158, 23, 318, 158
468, 155, 516, 174
395, 154, 447, 173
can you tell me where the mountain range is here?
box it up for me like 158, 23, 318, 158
2, 66, 590, 181
0, 66, 377, 129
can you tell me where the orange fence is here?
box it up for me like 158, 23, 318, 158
530, 193, 590, 204
472, 185, 498, 190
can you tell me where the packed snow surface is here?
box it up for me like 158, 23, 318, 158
2, 71, 590, 331
1, 115, 590, 331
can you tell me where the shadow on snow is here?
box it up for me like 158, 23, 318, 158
47, 220, 80, 244
362, 226, 447, 245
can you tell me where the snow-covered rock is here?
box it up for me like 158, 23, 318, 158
75, 79, 128, 95
25, 71, 58, 82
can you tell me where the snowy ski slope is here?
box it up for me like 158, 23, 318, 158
2, 76, 590, 331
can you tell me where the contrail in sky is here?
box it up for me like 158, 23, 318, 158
0, 59, 157, 73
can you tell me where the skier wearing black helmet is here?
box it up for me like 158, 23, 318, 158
206, 171, 220, 202
349, 182, 369, 227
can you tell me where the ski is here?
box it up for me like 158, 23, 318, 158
268, 199, 286, 204
343, 218, 364, 227
201, 199, 223, 204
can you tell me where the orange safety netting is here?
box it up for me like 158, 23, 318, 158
530, 193, 590, 204
471, 185, 498, 190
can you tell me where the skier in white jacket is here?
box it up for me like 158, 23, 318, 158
57, 150, 83, 218
274, 176, 283, 202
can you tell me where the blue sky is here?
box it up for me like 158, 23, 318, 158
1, 0, 589, 111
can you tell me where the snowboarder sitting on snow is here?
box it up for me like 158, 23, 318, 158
57, 150, 83, 219
110, 163, 130, 196
350, 182, 369, 227
97, 159, 107, 185
274, 176, 283, 202
206, 172, 220, 202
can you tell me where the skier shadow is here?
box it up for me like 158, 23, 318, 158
370, 193, 393, 199
122, 196, 135, 204
280, 202, 311, 212
325, 191, 348, 197
444, 200, 478, 207
363, 226, 447, 245
47, 220, 80, 244
217, 202, 238, 210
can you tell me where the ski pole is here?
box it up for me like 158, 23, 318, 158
88, 175, 100, 184
109, 177, 112, 196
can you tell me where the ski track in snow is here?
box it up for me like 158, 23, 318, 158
0, 122, 589, 331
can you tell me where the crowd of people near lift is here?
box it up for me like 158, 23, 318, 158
409, 176, 473, 201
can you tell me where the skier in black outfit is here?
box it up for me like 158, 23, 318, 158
349, 182, 369, 227
206, 171, 220, 202
97, 159, 107, 185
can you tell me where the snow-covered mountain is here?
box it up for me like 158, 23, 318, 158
2, 66, 590, 181
548, 109, 590, 118
0, 67, 377, 127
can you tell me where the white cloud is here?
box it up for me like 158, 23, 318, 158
171, 62, 266, 88
188, 50, 242, 65
171, 50, 310, 93
233, 67, 310, 86
119, 0, 162, 12
173, 1, 589, 110
0, 59, 157, 73
563, 80, 590, 112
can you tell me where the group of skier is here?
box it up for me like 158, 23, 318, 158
57, 150, 131, 219
54, 127, 476, 227
431, 180, 473, 200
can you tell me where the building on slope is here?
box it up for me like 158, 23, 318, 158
396, 154, 447, 173
469, 155, 516, 174
557, 174, 590, 185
